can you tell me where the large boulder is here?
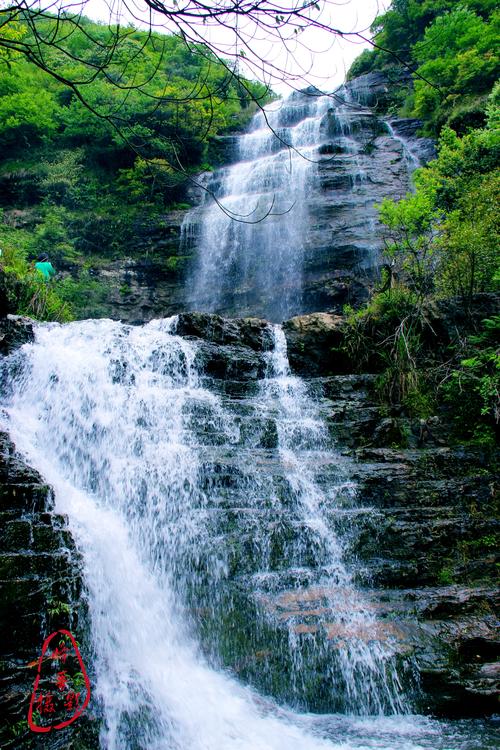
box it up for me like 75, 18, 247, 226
175, 312, 274, 352
283, 312, 351, 375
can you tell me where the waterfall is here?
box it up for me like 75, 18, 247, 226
257, 328, 406, 715
2, 318, 426, 749
182, 86, 419, 320
182, 93, 332, 321
384, 121, 421, 174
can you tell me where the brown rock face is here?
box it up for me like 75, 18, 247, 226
283, 312, 351, 375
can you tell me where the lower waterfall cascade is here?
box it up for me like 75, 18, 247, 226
2, 318, 497, 749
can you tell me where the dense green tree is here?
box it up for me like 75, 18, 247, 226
0, 13, 274, 321
379, 90, 499, 303
348, 0, 499, 133
413, 7, 499, 133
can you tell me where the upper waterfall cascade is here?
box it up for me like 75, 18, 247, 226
182, 85, 424, 321
183, 94, 331, 321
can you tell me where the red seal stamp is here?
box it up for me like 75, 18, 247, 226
28, 629, 91, 733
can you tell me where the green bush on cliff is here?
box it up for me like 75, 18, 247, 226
347, 0, 499, 134
380, 85, 499, 299
343, 286, 435, 417
378, 190, 439, 302
412, 6, 499, 134
0, 260, 73, 322
440, 316, 500, 444
345, 92, 499, 424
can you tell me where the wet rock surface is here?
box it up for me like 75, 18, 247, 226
171, 313, 499, 716
298, 77, 435, 315
282, 313, 350, 375
0, 315, 34, 356
293, 379, 498, 716
84, 209, 190, 323
87, 74, 436, 324
175, 312, 274, 352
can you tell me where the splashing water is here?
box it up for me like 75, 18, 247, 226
384, 121, 421, 175
3, 320, 497, 749
182, 87, 420, 321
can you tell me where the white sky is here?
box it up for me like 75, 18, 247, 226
82, 0, 391, 95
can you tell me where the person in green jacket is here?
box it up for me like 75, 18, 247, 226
34, 253, 56, 281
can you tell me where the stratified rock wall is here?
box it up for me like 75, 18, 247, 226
301, 75, 435, 315
164, 312, 500, 716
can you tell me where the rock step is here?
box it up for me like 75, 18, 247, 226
253, 580, 499, 715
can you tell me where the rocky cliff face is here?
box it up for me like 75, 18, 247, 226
168, 312, 499, 716
301, 75, 435, 315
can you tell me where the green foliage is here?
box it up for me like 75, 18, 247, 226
55, 271, 110, 317
378, 94, 499, 305
378, 191, 439, 300
29, 205, 78, 266
366, 82, 499, 431
347, 0, 499, 134
343, 286, 435, 416
8, 718, 28, 739
436, 171, 499, 299
0, 14, 272, 320
47, 599, 71, 617
374, 314, 431, 415
0, 13, 271, 223
413, 7, 499, 134
440, 316, 500, 442
16, 274, 73, 321
117, 157, 187, 205
38, 149, 85, 207
0, 221, 73, 321
437, 566, 454, 585
0, 14, 270, 172
0, 83, 59, 145
467, 534, 498, 549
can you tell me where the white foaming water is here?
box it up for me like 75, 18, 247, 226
183, 94, 332, 321
328, 86, 369, 189
2, 319, 495, 749
385, 122, 421, 174
261, 328, 406, 715
3, 319, 330, 749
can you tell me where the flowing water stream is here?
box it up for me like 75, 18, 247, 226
182, 87, 423, 322
183, 93, 332, 320
2, 320, 497, 749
